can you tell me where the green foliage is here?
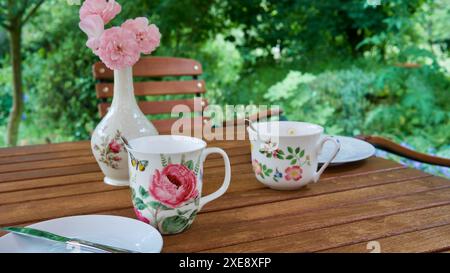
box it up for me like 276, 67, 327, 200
265, 63, 450, 156
0, 63, 11, 126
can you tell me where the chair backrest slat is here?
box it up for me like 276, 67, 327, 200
93, 57, 202, 79
98, 98, 208, 117
96, 80, 206, 98
152, 116, 206, 135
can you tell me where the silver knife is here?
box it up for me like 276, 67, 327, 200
1, 227, 140, 253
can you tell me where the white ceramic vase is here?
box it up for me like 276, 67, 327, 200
91, 66, 158, 186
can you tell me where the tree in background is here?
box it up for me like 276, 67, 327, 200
0, 0, 44, 146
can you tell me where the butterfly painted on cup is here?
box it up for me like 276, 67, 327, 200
130, 153, 149, 172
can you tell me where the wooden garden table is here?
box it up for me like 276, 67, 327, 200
0, 138, 449, 253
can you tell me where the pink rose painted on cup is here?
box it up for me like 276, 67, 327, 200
149, 164, 198, 208
133, 208, 150, 224
97, 26, 141, 70
122, 17, 161, 54
80, 0, 122, 24
285, 166, 303, 181
108, 139, 121, 153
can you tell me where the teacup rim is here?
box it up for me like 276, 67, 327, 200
127, 135, 207, 155
247, 121, 324, 138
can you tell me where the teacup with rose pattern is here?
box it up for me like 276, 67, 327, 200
125, 135, 231, 234
248, 121, 340, 190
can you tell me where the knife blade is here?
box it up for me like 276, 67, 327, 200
1, 227, 140, 253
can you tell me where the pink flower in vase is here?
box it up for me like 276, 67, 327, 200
150, 164, 198, 208
80, 0, 122, 24
285, 166, 303, 181
108, 139, 122, 153
133, 208, 150, 224
122, 17, 161, 54
97, 26, 141, 70
79, 14, 104, 54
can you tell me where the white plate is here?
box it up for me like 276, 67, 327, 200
0, 215, 163, 253
318, 136, 375, 166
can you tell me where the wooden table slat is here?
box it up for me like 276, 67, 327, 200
320, 224, 450, 253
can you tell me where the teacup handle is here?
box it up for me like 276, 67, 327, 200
313, 137, 340, 183
199, 147, 231, 210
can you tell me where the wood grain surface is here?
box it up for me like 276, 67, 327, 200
0, 138, 448, 253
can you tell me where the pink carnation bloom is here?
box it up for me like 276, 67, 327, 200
79, 14, 104, 54
80, 0, 121, 24
122, 17, 161, 54
97, 26, 141, 70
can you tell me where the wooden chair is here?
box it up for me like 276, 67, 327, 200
93, 57, 281, 135
357, 135, 450, 167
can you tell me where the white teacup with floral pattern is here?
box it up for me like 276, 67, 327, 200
248, 121, 340, 190
125, 135, 231, 235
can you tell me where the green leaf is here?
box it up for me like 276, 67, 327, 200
287, 147, 293, 153
139, 186, 149, 198
160, 154, 168, 167
161, 216, 190, 234
134, 198, 146, 210
177, 209, 190, 215
278, 150, 285, 155
276, 154, 284, 159
147, 201, 171, 210
291, 159, 297, 165
286, 155, 294, 160
194, 156, 201, 176
300, 150, 305, 157
295, 147, 300, 154
189, 210, 198, 221
184, 160, 194, 170
131, 188, 136, 200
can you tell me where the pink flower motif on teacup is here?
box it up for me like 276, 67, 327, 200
285, 165, 303, 181
150, 164, 199, 208
261, 140, 278, 154
80, 0, 122, 24
252, 159, 262, 176
133, 208, 151, 224
97, 26, 141, 70
122, 17, 161, 54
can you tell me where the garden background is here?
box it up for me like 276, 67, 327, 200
0, 0, 449, 177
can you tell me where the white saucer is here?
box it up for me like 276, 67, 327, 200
0, 215, 163, 253
319, 136, 375, 166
